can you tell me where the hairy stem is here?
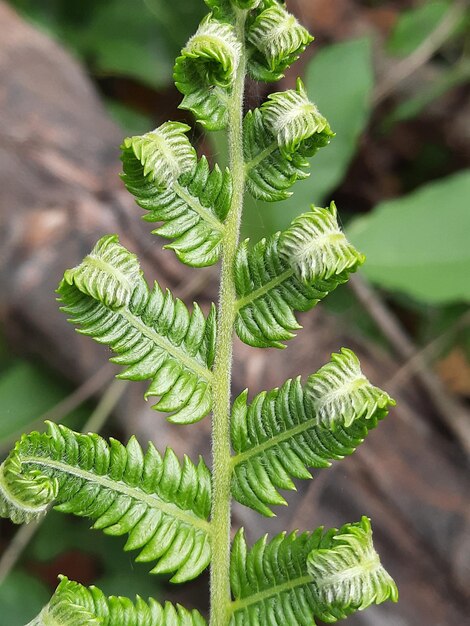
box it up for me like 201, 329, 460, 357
210, 9, 248, 626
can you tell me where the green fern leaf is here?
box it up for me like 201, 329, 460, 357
247, 5, 313, 82
231, 349, 394, 516
234, 204, 364, 348
244, 79, 333, 201
58, 235, 216, 424
27, 576, 207, 626
0, 424, 212, 583
122, 125, 230, 267
229, 517, 398, 625
174, 15, 242, 130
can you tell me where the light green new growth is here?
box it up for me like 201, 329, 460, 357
0, 2, 398, 625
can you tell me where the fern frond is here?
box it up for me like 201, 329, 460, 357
244, 79, 333, 201
58, 235, 216, 424
27, 576, 207, 626
304, 348, 395, 429
307, 517, 399, 622
204, 1, 265, 22
174, 15, 242, 130
0, 424, 212, 583
122, 129, 231, 267
234, 204, 364, 348
247, 5, 313, 82
231, 349, 394, 516
229, 518, 398, 626
121, 122, 197, 189
281, 201, 365, 284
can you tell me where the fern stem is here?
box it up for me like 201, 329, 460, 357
210, 8, 248, 626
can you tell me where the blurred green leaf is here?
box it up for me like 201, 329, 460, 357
8, 0, 206, 88
387, 1, 461, 57
67, 1, 173, 88
0, 361, 88, 450
244, 38, 374, 238
0, 362, 64, 444
348, 171, 470, 304
0, 571, 49, 626
106, 100, 153, 135
303, 38, 374, 204
386, 61, 470, 125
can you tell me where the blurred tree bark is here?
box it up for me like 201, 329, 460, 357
0, 3, 468, 624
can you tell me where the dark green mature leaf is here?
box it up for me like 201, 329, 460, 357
122, 123, 231, 267
234, 204, 364, 348
231, 349, 394, 516
174, 15, 242, 130
229, 517, 398, 625
244, 79, 333, 202
58, 235, 216, 424
30, 576, 207, 626
348, 171, 470, 304
0, 423, 212, 583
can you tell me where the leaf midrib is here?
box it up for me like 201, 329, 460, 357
121, 308, 213, 383
235, 268, 293, 310
244, 140, 278, 172
22, 456, 211, 533
231, 398, 330, 467
79, 256, 213, 383
230, 573, 313, 613
172, 180, 225, 232
86, 255, 134, 293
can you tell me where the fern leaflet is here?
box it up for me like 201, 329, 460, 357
0, 423, 212, 583
247, 4, 313, 82
58, 235, 216, 424
122, 124, 231, 267
244, 80, 333, 201
174, 15, 242, 130
27, 576, 207, 626
229, 517, 398, 626
234, 204, 364, 348
231, 349, 395, 516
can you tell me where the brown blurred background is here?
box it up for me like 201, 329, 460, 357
0, 1, 469, 624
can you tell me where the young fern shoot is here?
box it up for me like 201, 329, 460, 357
0, 1, 398, 625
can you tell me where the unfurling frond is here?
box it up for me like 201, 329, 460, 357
247, 5, 313, 82
122, 127, 231, 267
229, 518, 398, 626
244, 80, 333, 201
174, 16, 242, 130
281, 201, 365, 284
234, 204, 364, 348
231, 349, 394, 516
27, 576, 207, 626
58, 236, 216, 424
305, 348, 395, 429
307, 517, 399, 622
121, 122, 197, 189
0, 424, 211, 583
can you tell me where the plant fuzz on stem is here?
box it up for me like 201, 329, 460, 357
0, 2, 398, 625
